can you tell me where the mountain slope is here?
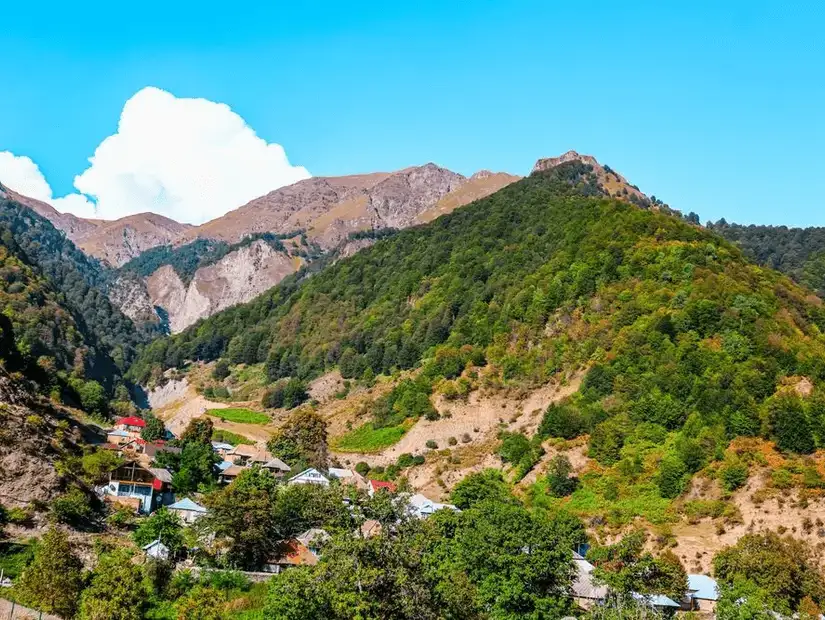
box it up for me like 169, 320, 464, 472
0, 190, 162, 383
131, 158, 825, 443
710, 220, 825, 297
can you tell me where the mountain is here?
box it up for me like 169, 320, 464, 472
132, 154, 825, 433
73, 212, 192, 267
710, 220, 825, 297
100, 164, 518, 332
127, 153, 825, 579
179, 164, 519, 249
0, 183, 102, 240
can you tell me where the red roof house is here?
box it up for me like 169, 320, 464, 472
115, 416, 146, 429
368, 479, 397, 497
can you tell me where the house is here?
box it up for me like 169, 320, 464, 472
223, 444, 261, 465
261, 457, 291, 477
115, 416, 146, 435
100, 461, 174, 514
218, 464, 246, 484
367, 479, 397, 497
144, 442, 182, 462
143, 539, 170, 561
262, 540, 318, 573
288, 468, 330, 486
167, 497, 208, 524
631, 592, 681, 612
684, 574, 719, 613
106, 428, 133, 446
407, 493, 459, 518
296, 528, 330, 557
571, 551, 608, 609
211, 441, 234, 457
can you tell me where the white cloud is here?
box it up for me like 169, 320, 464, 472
0, 87, 310, 224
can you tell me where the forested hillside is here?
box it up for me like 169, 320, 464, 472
710, 220, 825, 296
0, 195, 162, 372
131, 161, 825, 465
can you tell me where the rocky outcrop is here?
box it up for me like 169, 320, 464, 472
108, 273, 162, 326
146, 240, 301, 332
75, 213, 192, 266
532, 150, 651, 206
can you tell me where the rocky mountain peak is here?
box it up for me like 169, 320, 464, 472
531, 150, 600, 173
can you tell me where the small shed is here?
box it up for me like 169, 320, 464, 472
168, 497, 208, 523
143, 538, 170, 561
685, 574, 719, 612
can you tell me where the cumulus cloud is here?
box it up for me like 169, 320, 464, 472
0, 87, 310, 224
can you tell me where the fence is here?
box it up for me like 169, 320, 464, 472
0, 598, 61, 620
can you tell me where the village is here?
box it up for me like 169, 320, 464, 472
97, 414, 720, 616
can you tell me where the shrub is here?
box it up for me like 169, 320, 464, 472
657, 454, 688, 499
538, 403, 587, 439
498, 432, 531, 464
448, 436, 458, 446
546, 455, 578, 497
396, 453, 415, 468
50, 487, 94, 525
719, 457, 749, 492
461, 433, 472, 443
355, 462, 370, 476
425, 440, 438, 450
212, 359, 231, 380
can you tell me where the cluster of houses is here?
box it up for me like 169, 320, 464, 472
98, 416, 722, 615
572, 550, 719, 614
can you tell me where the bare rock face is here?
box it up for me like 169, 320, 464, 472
108, 273, 161, 326
146, 240, 301, 333
366, 163, 466, 229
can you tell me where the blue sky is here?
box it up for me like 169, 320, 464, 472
1, 1, 823, 225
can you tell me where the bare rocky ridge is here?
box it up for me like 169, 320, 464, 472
146, 239, 301, 332
74, 212, 192, 267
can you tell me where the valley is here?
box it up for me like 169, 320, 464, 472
3, 152, 825, 618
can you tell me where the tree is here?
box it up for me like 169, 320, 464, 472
450, 469, 516, 510
589, 531, 688, 601
141, 412, 166, 442
174, 585, 227, 620
134, 507, 184, 554
713, 532, 825, 614
656, 454, 687, 499
201, 467, 279, 568
180, 417, 214, 446
267, 408, 328, 469
15, 528, 84, 618
265, 567, 329, 620
79, 549, 148, 620
427, 500, 577, 618
768, 395, 816, 454
173, 441, 219, 493
546, 454, 578, 497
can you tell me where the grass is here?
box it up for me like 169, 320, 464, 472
206, 407, 270, 425
333, 422, 410, 453
212, 429, 255, 446
0, 542, 34, 580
